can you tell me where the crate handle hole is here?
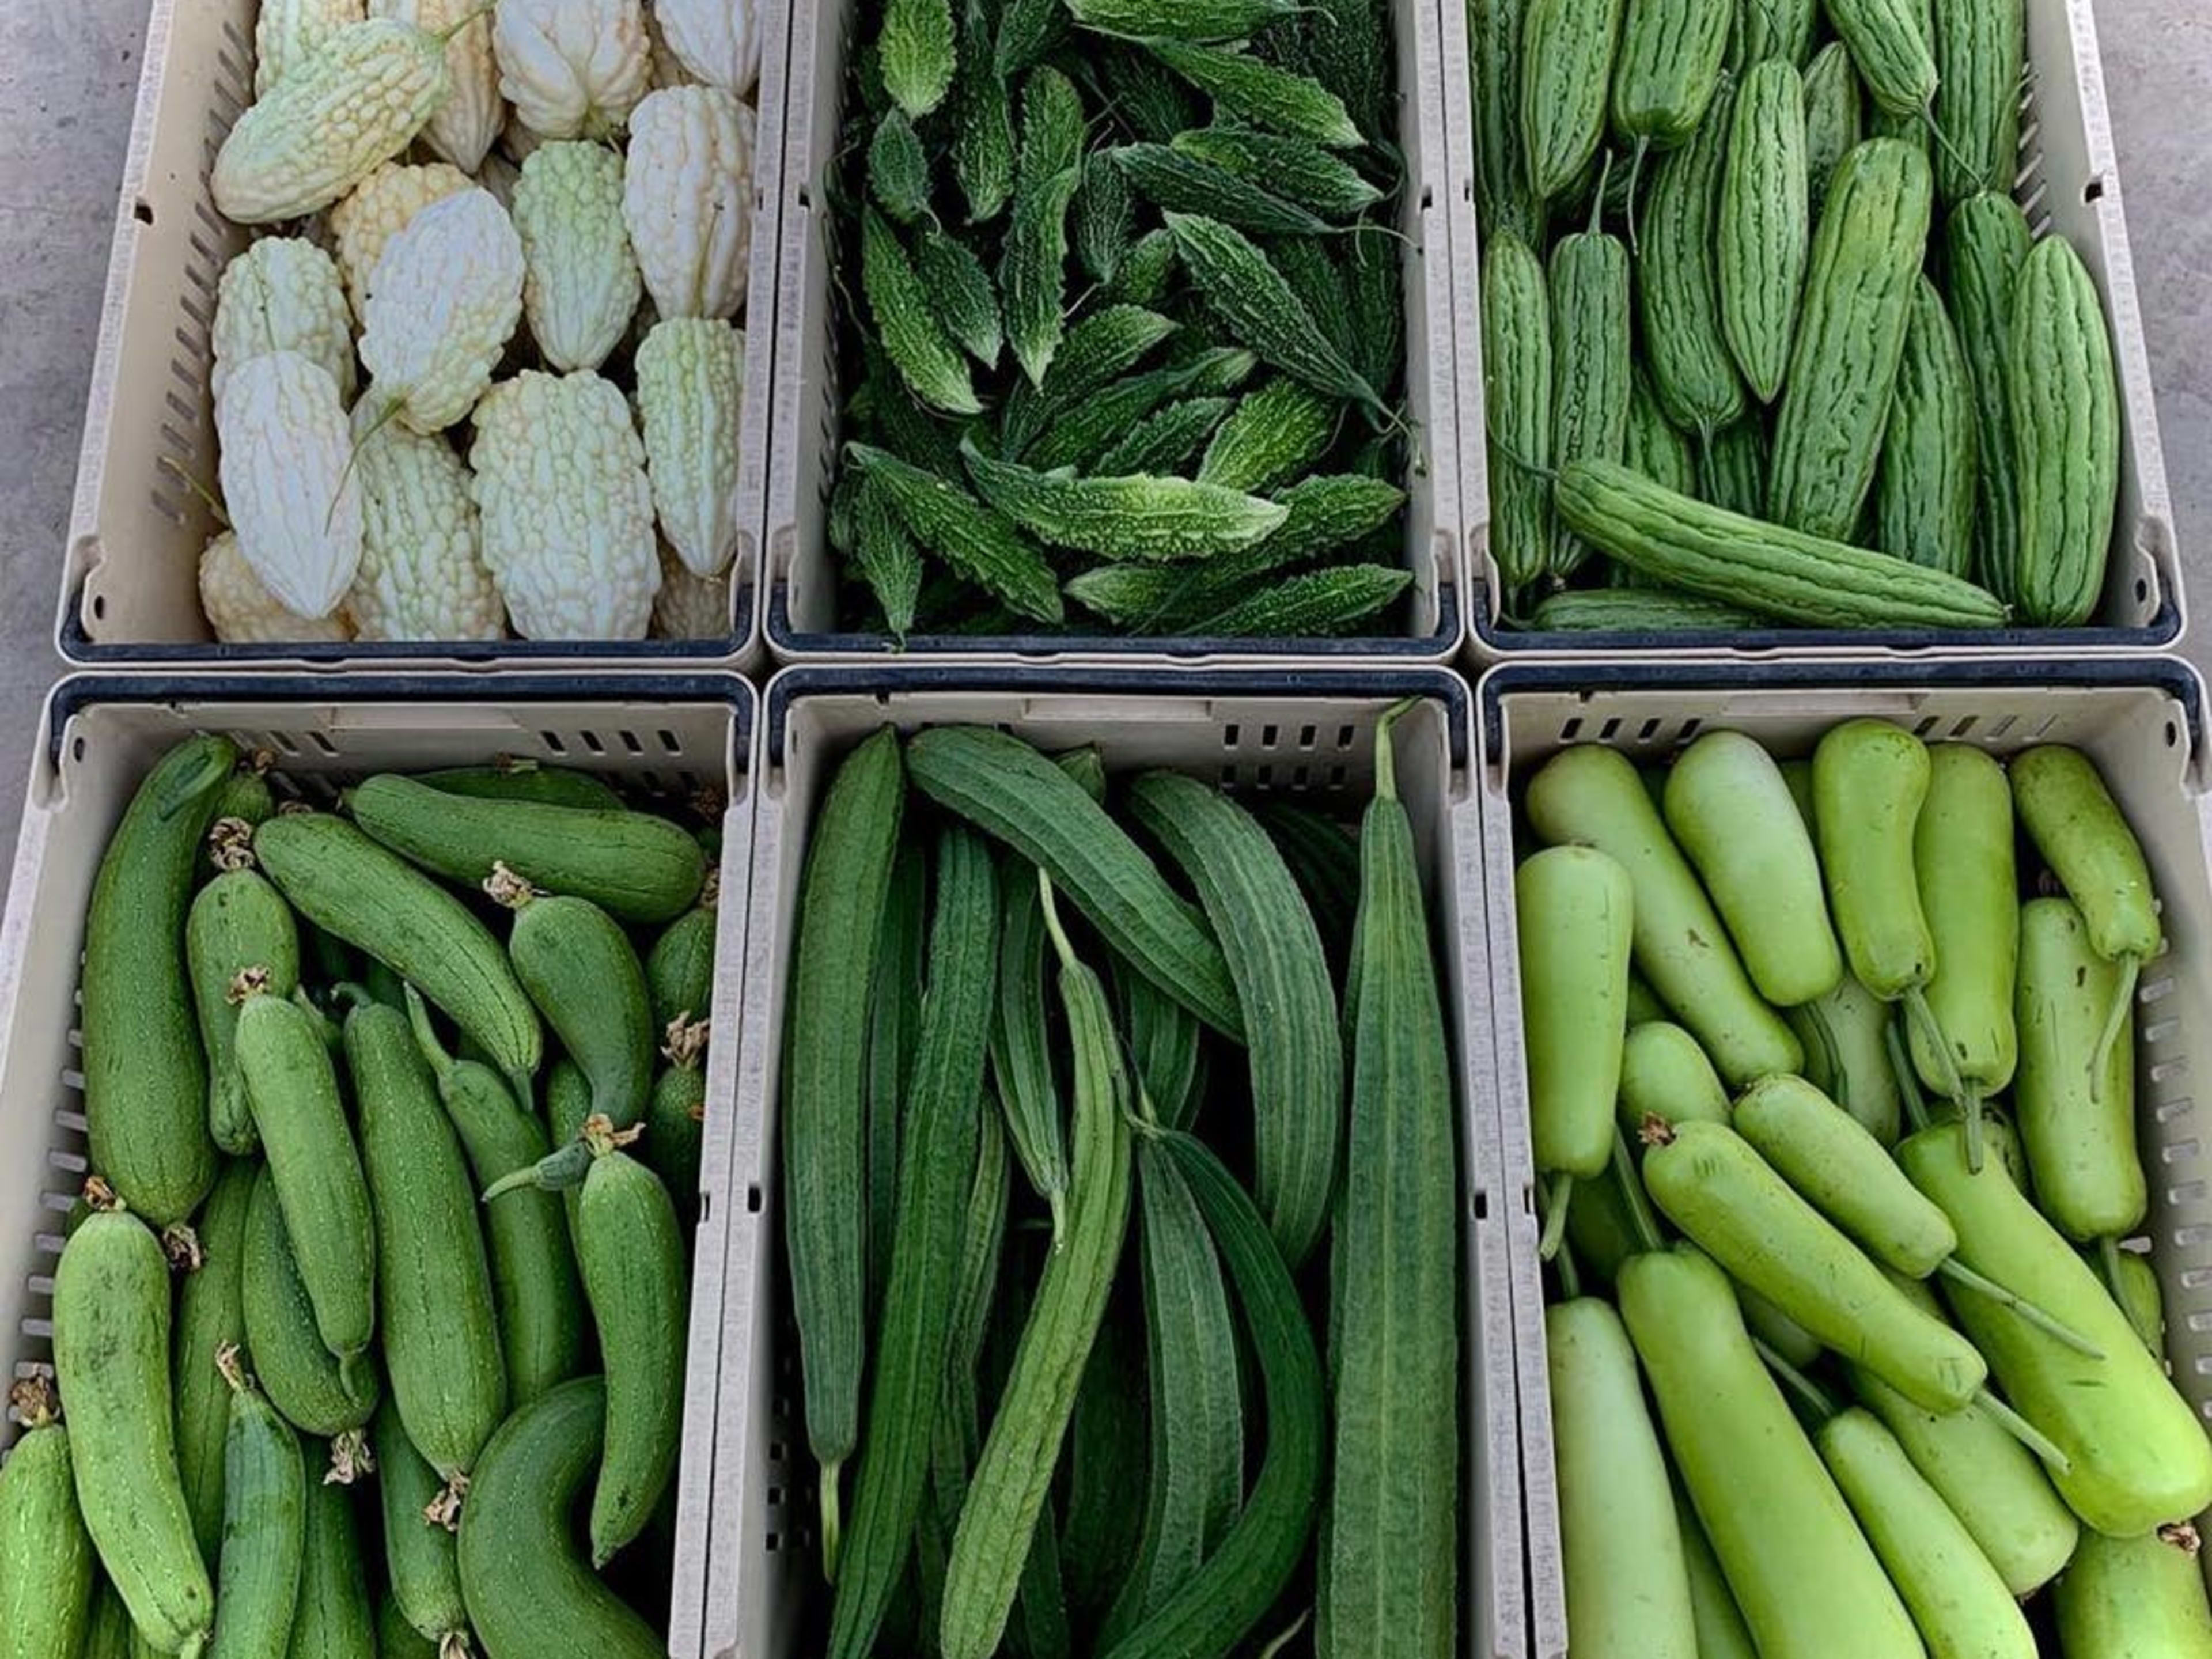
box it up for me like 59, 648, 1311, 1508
133, 200, 153, 226
2084, 175, 2107, 204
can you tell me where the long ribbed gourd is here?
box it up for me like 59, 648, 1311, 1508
1719, 59, 1810, 404
1095, 1130, 1327, 1659
1824, 0, 1939, 115
938, 882, 1134, 1659
1547, 220, 1632, 579
1320, 702, 1460, 1657
1802, 41, 1865, 219
1639, 84, 1745, 438
1610, 0, 1732, 146
1127, 771, 1340, 1268
1768, 138, 1933, 539
1944, 191, 2033, 600
1933, 0, 2025, 202
907, 726, 1244, 1040
1094, 1138, 1245, 1646
827, 826, 998, 1659
1876, 276, 1981, 578
2007, 236, 2120, 626
782, 727, 905, 1578
1558, 460, 2009, 628
1481, 233, 1554, 601
1520, 0, 1627, 203
1469, 0, 1539, 241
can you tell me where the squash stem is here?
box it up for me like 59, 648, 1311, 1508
1554, 1236, 1583, 1301
2088, 952, 2140, 1105
1974, 1388, 2071, 1473
820, 1464, 844, 1585
1884, 1013, 1930, 1135
157, 453, 231, 529
1752, 1337, 1836, 1423
1611, 1126, 1665, 1254
1536, 1171, 1572, 1263
1374, 697, 1419, 803
1936, 1257, 2104, 1359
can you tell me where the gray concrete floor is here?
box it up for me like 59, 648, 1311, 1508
0, 1, 2203, 880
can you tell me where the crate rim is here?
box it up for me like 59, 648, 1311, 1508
764, 661, 1474, 769
1465, 599, 2186, 661
1478, 653, 2207, 762
54, 585, 763, 668
44, 669, 759, 771
763, 582, 1467, 664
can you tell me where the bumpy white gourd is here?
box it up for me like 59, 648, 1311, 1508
359, 188, 526, 434
370, 0, 502, 172
622, 85, 755, 320
512, 143, 642, 372
254, 0, 365, 96
469, 369, 660, 639
199, 531, 355, 643
651, 540, 732, 638
347, 401, 507, 641
211, 237, 357, 406
652, 0, 759, 97
493, 0, 652, 139
213, 18, 450, 224
215, 351, 362, 619
634, 316, 744, 576
328, 160, 473, 321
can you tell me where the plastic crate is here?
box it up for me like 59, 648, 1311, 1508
55, 0, 794, 668
1440, 0, 2181, 660
759, 0, 1466, 663
1476, 656, 2212, 1659
703, 664, 1521, 1659
0, 672, 757, 1659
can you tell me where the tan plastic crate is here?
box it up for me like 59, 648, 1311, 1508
1477, 657, 2212, 1659
1440, 0, 2183, 660
703, 665, 1522, 1659
57, 0, 796, 668
761, 0, 1468, 662
0, 673, 757, 1659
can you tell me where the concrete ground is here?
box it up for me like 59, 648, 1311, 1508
0, 1, 2204, 866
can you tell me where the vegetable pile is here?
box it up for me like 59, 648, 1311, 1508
1472, 0, 2127, 635
778, 707, 1461, 1656
6, 739, 722, 1656
1513, 718, 2212, 1657
190, 0, 759, 647
823, 0, 1418, 642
